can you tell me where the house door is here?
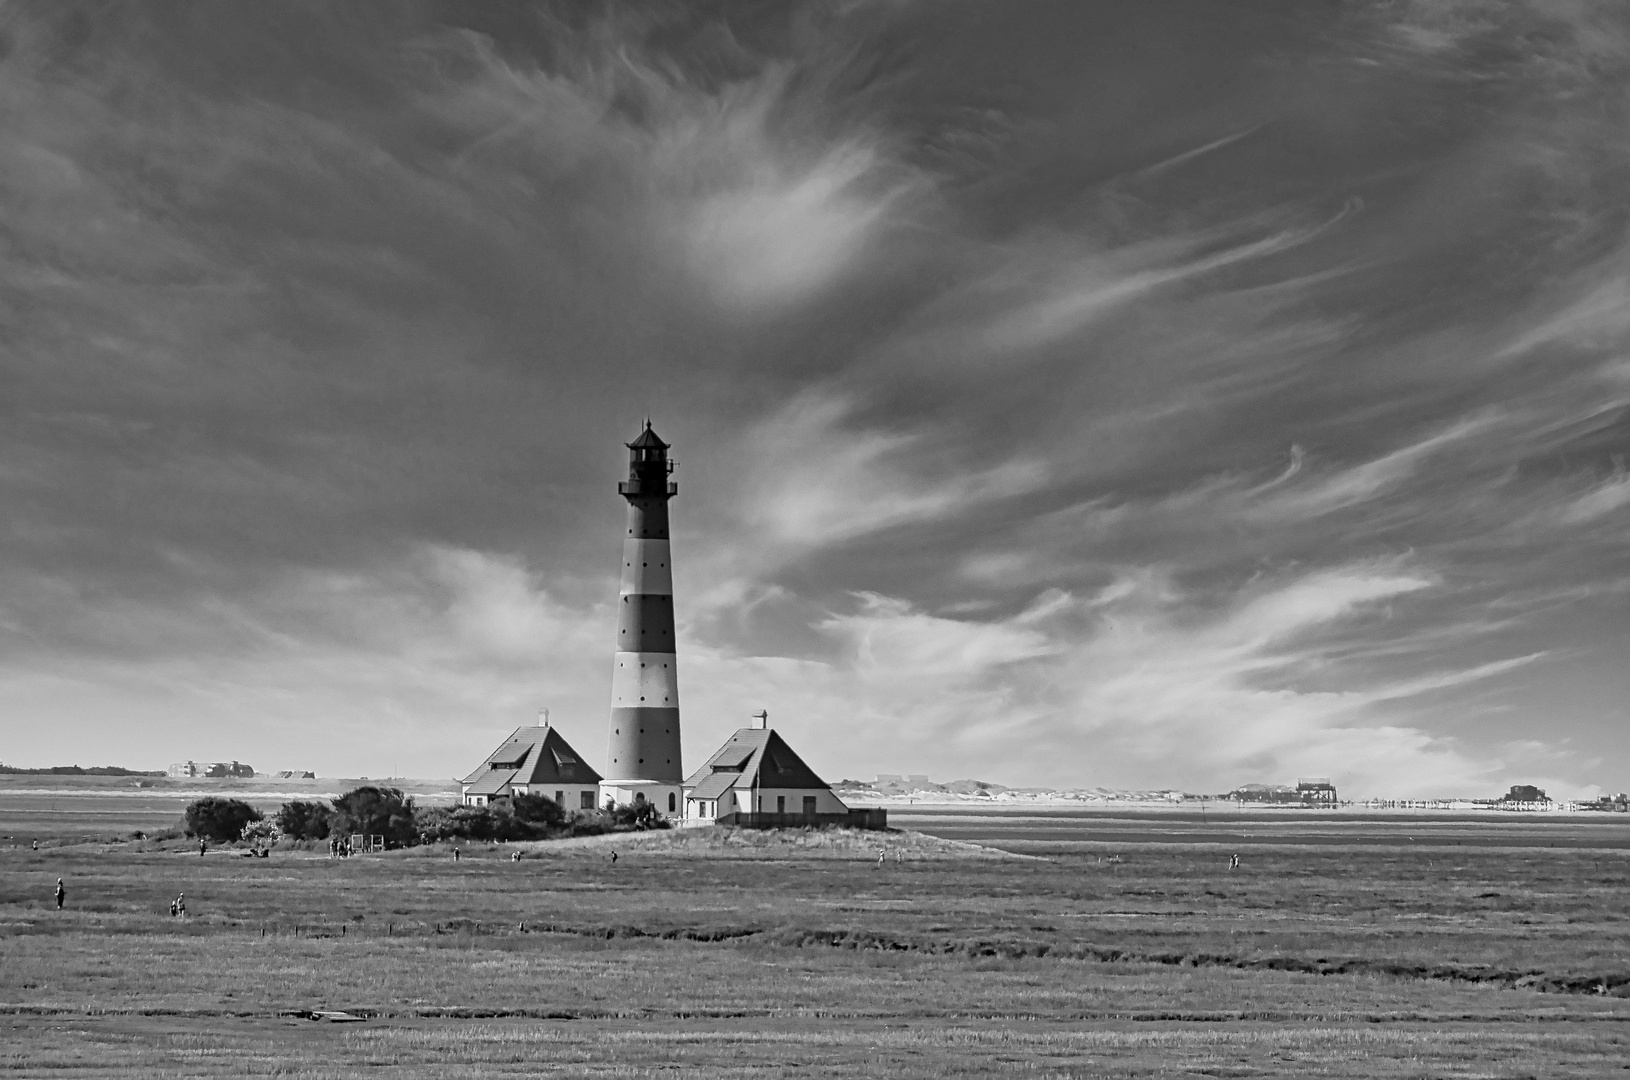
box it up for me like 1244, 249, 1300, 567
803, 796, 817, 815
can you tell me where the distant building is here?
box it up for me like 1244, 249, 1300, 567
1502, 784, 1549, 804
1297, 778, 1338, 806
683, 713, 852, 824
274, 770, 316, 779
167, 760, 254, 779
1228, 783, 1300, 804
461, 719, 602, 809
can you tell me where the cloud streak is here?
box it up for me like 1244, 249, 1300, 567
1, 2, 1626, 795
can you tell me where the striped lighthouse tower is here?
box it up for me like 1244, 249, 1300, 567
599, 422, 684, 815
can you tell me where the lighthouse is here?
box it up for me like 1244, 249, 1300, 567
599, 422, 684, 815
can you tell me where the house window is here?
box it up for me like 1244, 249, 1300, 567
777, 796, 785, 813
580, 791, 595, 810
803, 796, 817, 816
555, 790, 564, 805
669, 793, 676, 812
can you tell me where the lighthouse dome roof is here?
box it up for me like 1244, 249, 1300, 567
627, 422, 669, 451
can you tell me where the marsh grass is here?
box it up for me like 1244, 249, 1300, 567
3, 1013, 1624, 1078
3, 799, 1628, 1076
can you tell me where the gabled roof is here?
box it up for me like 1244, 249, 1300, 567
464, 769, 520, 796
683, 728, 832, 791
462, 725, 603, 789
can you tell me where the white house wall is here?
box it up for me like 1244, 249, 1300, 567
747, 788, 849, 815
686, 787, 848, 820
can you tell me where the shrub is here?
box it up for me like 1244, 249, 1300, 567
511, 793, 567, 829
331, 786, 417, 846
183, 797, 262, 843
414, 800, 563, 843
415, 805, 497, 843
276, 800, 334, 841
608, 801, 670, 831
242, 819, 279, 843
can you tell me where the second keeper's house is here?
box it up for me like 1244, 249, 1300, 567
461, 713, 602, 810
682, 712, 851, 823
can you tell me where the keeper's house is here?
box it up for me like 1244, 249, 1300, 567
461, 718, 601, 810
683, 713, 880, 827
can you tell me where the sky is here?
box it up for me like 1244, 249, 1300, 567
2, 1, 1627, 798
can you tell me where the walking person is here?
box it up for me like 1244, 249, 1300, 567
199, 838, 207, 857
877, 847, 886, 868
54, 878, 65, 910
453, 847, 460, 862
175, 893, 186, 917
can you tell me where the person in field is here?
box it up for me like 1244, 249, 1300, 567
175, 893, 186, 917
453, 847, 460, 861
199, 838, 207, 857
54, 878, 65, 909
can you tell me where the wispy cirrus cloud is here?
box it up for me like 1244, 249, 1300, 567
678, 558, 1581, 797
2, 2, 1627, 794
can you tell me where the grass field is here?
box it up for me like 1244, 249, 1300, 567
3, 786, 1628, 1077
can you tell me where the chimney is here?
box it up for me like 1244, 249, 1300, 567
750, 710, 769, 730
538, 707, 550, 728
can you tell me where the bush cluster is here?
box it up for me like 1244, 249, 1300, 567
276, 800, 334, 841
183, 797, 262, 843
183, 786, 670, 850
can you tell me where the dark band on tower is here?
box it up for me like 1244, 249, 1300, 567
606, 422, 683, 789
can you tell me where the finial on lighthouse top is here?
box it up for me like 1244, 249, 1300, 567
751, 709, 769, 730
538, 707, 550, 728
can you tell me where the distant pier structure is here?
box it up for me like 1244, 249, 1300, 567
600, 423, 684, 815
1297, 778, 1337, 807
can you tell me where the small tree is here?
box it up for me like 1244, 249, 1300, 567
184, 797, 262, 843
276, 800, 334, 841
331, 786, 417, 847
